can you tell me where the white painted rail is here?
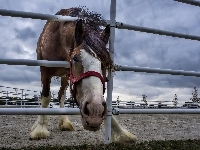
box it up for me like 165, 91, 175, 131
0, 9, 78, 21
0, 59, 69, 67
112, 108, 200, 115
115, 65, 200, 77
0, 108, 80, 115
116, 22, 200, 41
1, 108, 200, 115
1, 59, 200, 77
105, 0, 116, 144
174, 0, 200, 7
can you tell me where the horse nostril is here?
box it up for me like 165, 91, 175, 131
102, 102, 107, 118
102, 109, 107, 118
84, 102, 89, 116
102, 101, 106, 106
86, 121, 89, 126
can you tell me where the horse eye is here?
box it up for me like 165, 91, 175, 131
73, 55, 79, 62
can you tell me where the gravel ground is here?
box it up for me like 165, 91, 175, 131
1, 114, 200, 149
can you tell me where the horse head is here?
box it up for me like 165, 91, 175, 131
69, 19, 112, 131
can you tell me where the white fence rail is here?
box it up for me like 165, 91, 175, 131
1, 108, 200, 115
1, 59, 200, 77
174, 0, 200, 7
115, 65, 200, 77
0, 9, 78, 21
116, 22, 200, 41
0, 108, 80, 115
112, 108, 200, 115
0, 59, 69, 67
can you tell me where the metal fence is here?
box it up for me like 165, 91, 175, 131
0, 0, 199, 144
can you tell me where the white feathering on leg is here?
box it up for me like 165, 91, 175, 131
30, 95, 51, 139
111, 116, 137, 143
59, 90, 74, 131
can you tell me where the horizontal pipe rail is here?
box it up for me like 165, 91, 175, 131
1, 108, 200, 115
0, 9, 78, 21
115, 65, 200, 77
1, 59, 200, 78
113, 108, 200, 114
1, 9, 199, 42
0, 108, 80, 115
0, 59, 69, 67
174, 0, 200, 7
116, 22, 200, 41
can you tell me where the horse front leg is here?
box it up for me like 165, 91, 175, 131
30, 77, 51, 140
58, 76, 74, 131
111, 116, 137, 143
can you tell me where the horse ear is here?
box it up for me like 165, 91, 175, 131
75, 19, 85, 46
100, 25, 110, 44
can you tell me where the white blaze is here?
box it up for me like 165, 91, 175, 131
80, 49, 103, 95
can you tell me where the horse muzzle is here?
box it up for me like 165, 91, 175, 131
80, 98, 107, 131
81, 117, 102, 131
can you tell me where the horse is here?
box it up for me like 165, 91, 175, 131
30, 7, 137, 143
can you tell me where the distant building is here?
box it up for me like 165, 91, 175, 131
182, 102, 199, 109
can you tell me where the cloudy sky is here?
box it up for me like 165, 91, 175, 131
0, 0, 200, 106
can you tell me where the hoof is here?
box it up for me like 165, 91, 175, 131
30, 125, 50, 140
112, 129, 137, 143
59, 119, 75, 131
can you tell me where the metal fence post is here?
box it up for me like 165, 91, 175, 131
105, 0, 116, 144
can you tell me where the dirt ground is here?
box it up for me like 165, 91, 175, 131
1, 114, 200, 149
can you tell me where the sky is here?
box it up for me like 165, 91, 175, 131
0, 0, 200, 106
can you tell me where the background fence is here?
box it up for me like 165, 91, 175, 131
0, 0, 200, 144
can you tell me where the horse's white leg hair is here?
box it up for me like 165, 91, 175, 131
58, 90, 74, 131
30, 94, 51, 139
111, 116, 137, 143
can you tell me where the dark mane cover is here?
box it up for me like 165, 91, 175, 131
56, 7, 113, 68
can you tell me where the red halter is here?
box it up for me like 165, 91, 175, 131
69, 61, 106, 106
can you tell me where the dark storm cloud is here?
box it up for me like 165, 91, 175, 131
14, 27, 37, 41
14, 45, 26, 54
0, 66, 40, 83
0, 44, 29, 59
0, 44, 8, 59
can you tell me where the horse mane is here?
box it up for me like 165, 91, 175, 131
56, 7, 113, 68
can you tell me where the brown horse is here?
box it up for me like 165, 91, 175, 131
30, 7, 137, 143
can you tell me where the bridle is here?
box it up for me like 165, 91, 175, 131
69, 37, 106, 106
